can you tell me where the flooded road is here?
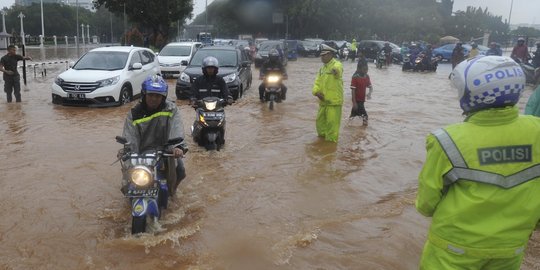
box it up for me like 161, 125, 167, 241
0, 52, 539, 270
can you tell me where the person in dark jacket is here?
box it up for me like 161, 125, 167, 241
0, 45, 32, 103
190, 56, 233, 104
451, 42, 465, 69
259, 49, 288, 102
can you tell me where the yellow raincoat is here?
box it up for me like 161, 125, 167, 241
312, 57, 343, 142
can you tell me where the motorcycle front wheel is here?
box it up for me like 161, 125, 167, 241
132, 216, 146, 234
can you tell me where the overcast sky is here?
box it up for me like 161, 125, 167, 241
0, 0, 537, 25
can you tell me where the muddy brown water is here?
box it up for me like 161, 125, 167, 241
0, 51, 539, 269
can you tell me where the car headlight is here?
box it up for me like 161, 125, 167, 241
223, 73, 236, 83
130, 166, 153, 187
54, 77, 64, 86
180, 72, 190, 83
97, 75, 120, 87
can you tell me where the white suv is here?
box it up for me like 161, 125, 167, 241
51, 46, 161, 107
157, 42, 202, 78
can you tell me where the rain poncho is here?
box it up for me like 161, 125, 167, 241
312, 58, 343, 142
416, 106, 540, 269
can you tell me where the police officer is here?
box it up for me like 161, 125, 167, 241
312, 44, 344, 142
190, 56, 233, 104
416, 56, 540, 270
259, 49, 287, 102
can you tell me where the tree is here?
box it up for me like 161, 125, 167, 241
95, 0, 193, 47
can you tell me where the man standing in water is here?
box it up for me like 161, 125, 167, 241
416, 56, 540, 270
312, 44, 343, 142
0, 45, 32, 103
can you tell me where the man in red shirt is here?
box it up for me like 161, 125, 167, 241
349, 65, 373, 125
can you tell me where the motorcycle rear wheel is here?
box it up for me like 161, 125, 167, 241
132, 216, 146, 234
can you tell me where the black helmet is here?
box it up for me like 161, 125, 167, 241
268, 49, 279, 62
202, 56, 219, 75
471, 42, 478, 48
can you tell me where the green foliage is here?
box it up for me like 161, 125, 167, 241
193, 0, 510, 45
3, 3, 124, 42
511, 27, 540, 38
95, 0, 193, 48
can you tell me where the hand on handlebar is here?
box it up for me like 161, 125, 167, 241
172, 147, 184, 158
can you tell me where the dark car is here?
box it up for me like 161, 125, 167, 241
357, 40, 402, 62
298, 39, 323, 57
254, 40, 288, 68
176, 46, 253, 100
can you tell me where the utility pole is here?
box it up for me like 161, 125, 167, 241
40, 0, 44, 47
76, 0, 79, 57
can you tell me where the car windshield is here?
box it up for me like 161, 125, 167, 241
159, 45, 191, 56
74, 51, 128, 71
259, 43, 280, 51
190, 50, 237, 67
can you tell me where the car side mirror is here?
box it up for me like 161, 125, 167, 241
131, 62, 143, 70
181, 60, 188, 66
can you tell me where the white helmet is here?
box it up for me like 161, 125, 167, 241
450, 56, 525, 113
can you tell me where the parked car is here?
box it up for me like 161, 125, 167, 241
51, 46, 160, 107
286, 40, 299, 60
432, 43, 488, 61
357, 40, 402, 62
254, 40, 288, 68
298, 40, 322, 57
176, 46, 252, 100
157, 42, 202, 78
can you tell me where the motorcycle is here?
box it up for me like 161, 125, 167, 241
191, 96, 227, 151
262, 73, 286, 110
115, 136, 185, 234
375, 50, 387, 69
402, 53, 412, 71
516, 59, 540, 85
340, 47, 349, 61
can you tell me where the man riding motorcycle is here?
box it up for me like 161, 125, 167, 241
120, 75, 187, 194
382, 42, 393, 66
259, 49, 288, 102
189, 56, 233, 104
511, 37, 530, 64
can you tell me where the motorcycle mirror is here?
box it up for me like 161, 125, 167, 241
167, 137, 184, 145
115, 136, 128, 144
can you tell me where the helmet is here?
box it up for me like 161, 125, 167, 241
352, 38, 356, 42
142, 74, 168, 97
518, 37, 525, 43
490, 42, 497, 47
202, 56, 219, 75
268, 49, 280, 62
471, 42, 478, 48
202, 56, 219, 69
450, 56, 525, 113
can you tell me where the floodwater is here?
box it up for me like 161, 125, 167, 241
0, 50, 539, 270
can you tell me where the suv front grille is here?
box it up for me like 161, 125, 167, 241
62, 81, 100, 93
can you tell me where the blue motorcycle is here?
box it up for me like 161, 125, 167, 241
116, 136, 184, 234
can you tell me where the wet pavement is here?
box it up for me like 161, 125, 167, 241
0, 49, 539, 269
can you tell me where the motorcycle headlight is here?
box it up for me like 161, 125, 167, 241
204, 100, 218, 111
129, 166, 153, 187
180, 72, 190, 83
54, 77, 64, 86
97, 75, 120, 88
223, 73, 236, 83
266, 75, 280, 83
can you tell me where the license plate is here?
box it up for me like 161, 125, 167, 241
204, 112, 216, 117
125, 187, 159, 197
68, 93, 86, 99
